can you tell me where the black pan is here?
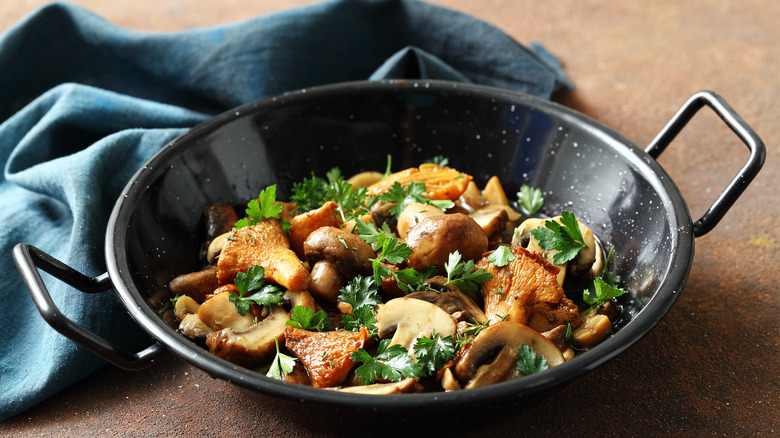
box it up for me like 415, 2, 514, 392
14, 80, 765, 411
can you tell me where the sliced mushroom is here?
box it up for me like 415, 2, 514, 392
453, 321, 564, 389
404, 290, 487, 324
469, 206, 509, 240
375, 297, 457, 353
405, 213, 488, 272
396, 202, 445, 240
197, 289, 256, 332
440, 367, 462, 391
330, 378, 424, 394
168, 265, 220, 304
458, 181, 486, 212
206, 232, 231, 264
205, 305, 290, 367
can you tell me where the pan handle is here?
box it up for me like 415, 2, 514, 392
644, 90, 765, 237
13, 243, 167, 370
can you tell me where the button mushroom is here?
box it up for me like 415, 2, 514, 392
303, 226, 375, 306
396, 201, 445, 240
288, 201, 342, 259
453, 321, 565, 389
174, 295, 213, 340
375, 297, 457, 354
404, 290, 487, 324
405, 213, 488, 272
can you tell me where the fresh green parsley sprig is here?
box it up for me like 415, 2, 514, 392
286, 305, 330, 332
486, 245, 516, 267
443, 251, 493, 293
338, 275, 381, 339
517, 184, 544, 215
413, 331, 457, 376
380, 181, 454, 218
350, 339, 424, 385
228, 265, 285, 316
515, 344, 549, 377
530, 210, 588, 265
234, 185, 287, 231
266, 338, 297, 380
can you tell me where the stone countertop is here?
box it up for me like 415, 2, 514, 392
1, 1, 777, 436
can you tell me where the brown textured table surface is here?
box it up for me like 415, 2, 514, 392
1, 1, 777, 436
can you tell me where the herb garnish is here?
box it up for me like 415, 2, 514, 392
266, 338, 297, 380
338, 275, 380, 339
515, 344, 549, 376
530, 210, 588, 265
351, 339, 424, 385
413, 331, 457, 376
517, 184, 544, 215
234, 185, 286, 230
379, 181, 454, 218
486, 245, 516, 267
228, 265, 285, 315
286, 305, 331, 332
443, 251, 493, 293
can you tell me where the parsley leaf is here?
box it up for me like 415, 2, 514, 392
517, 184, 544, 215
380, 182, 454, 218
583, 276, 628, 310
351, 339, 423, 385
600, 245, 621, 287
486, 245, 516, 267
515, 344, 549, 376
229, 265, 285, 315
290, 173, 328, 212
413, 331, 457, 376
338, 276, 380, 339
443, 251, 493, 293
530, 210, 588, 265
338, 275, 381, 311
341, 306, 379, 339
352, 219, 397, 249
424, 155, 450, 167
266, 338, 297, 380
234, 185, 288, 230
286, 305, 330, 332
157, 294, 183, 316
370, 235, 413, 285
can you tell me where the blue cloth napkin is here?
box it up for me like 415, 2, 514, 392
0, 0, 570, 421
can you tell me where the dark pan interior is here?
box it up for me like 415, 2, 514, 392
106, 80, 694, 410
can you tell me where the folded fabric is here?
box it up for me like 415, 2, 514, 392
0, 0, 571, 421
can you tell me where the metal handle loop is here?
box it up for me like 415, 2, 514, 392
645, 90, 765, 237
13, 243, 167, 370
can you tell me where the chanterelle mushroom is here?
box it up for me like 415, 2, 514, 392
375, 297, 457, 353
453, 321, 564, 389
511, 216, 604, 285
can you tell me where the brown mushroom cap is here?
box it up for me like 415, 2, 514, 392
405, 213, 488, 272
303, 226, 374, 278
